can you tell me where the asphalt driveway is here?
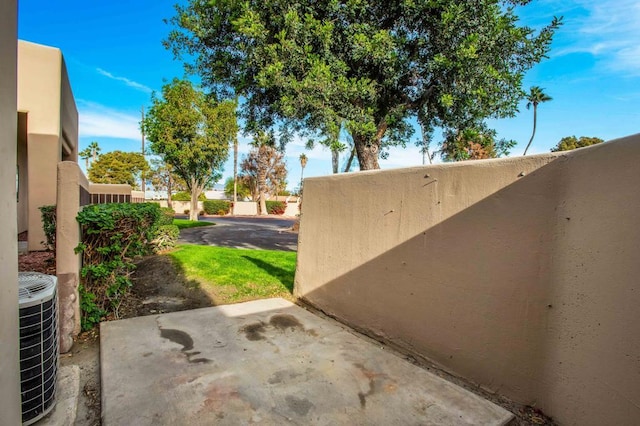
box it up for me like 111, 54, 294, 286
178, 216, 298, 251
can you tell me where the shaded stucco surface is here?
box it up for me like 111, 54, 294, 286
0, 2, 22, 424
17, 40, 78, 251
295, 135, 640, 426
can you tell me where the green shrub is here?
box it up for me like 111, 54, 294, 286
75, 203, 161, 330
266, 201, 286, 215
152, 224, 180, 252
173, 191, 206, 201
203, 200, 231, 215
39, 205, 56, 254
158, 207, 175, 225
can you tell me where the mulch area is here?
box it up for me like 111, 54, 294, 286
18, 251, 56, 275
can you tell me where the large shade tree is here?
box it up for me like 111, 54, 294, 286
143, 79, 238, 220
88, 150, 148, 188
166, 0, 560, 170
240, 132, 287, 214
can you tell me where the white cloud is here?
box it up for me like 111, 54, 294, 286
553, 0, 640, 75
78, 101, 141, 140
96, 68, 153, 93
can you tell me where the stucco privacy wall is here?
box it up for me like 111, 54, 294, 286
17, 40, 78, 251
294, 135, 640, 426
0, 0, 22, 424
57, 162, 90, 352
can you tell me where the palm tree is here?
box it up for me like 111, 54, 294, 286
79, 147, 92, 170
299, 153, 308, 191
523, 86, 552, 156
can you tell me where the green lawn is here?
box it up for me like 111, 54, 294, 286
173, 219, 215, 230
168, 244, 297, 304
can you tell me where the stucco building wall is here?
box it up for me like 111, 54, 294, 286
0, 1, 22, 424
295, 135, 640, 426
17, 40, 78, 251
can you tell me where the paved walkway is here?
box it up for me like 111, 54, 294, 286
101, 298, 513, 425
179, 216, 298, 251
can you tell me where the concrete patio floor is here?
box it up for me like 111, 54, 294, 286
101, 298, 513, 425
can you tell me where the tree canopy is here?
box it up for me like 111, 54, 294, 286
88, 150, 149, 188
240, 133, 288, 212
440, 124, 516, 162
166, 0, 561, 169
143, 78, 238, 220
551, 136, 604, 152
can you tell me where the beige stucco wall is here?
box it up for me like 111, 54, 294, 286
57, 162, 89, 352
17, 40, 79, 250
295, 135, 640, 426
0, 1, 23, 424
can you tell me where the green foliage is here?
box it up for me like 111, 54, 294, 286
39, 205, 56, 254
75, 203, 161, 330
266, 201, 286, 215
169, 245, 297, 303
142, 78, 238, 220
166, 1, 561, 169
203, 200, 231, 215
551, 136, 604, 152
441, 124, 516, 161
88, 150, 149, 189
158, 207, 175, 225
223, 177, 252, 200
172, 191, 206, 201
79, 284, 105, 331
152, 225, 180, 252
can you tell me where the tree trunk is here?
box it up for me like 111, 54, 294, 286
257, 148, 268, 215
344, 147, 356, 172
353, 134, 380, 170
167, 175, 173, 210
233, 136, 238, 214
523, 105, 537, 156
189, 180, 199, 221
332, 149, 339, 173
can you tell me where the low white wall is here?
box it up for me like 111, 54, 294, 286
283, 201, 300, 217
233, 201, 258, 216
156, 200, 204, 214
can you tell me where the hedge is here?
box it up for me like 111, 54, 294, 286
203, 200, 231, 215
266, 201, 286, 215
75, 203, 162, 330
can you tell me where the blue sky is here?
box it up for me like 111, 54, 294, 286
18, 0, 640, 190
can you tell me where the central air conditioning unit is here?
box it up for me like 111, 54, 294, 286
18, 272, 59, 425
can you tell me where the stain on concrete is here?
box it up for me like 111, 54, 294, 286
268, 369, 303, 385
142, 352, 153, 357
161, 329, 194, 351
241, 315, 318, 341
354, 363, 393, 409
285, 395, 314, 416
270, 314, 303, 331
241, 321, 267, 341
159, 327, 211, 364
